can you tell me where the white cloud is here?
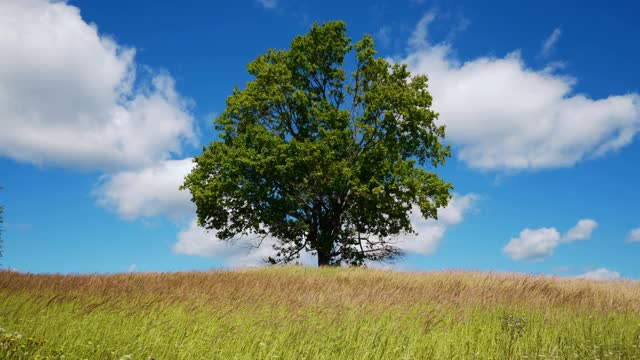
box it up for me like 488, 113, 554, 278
92, 140, 477, 260
541, 28, 562, 56
576, 268, 621, 281
627, 228, 640, 243
94, 157, 476, 262
173, 220, 316, 267
503, 218, 596, 261
94, 158, 195, 221
408, 12, 435, 50
562, 219, 598, 242
257, 0, 277, 9
503, 227, 561, 262
396, 193, 477, 255
173, 220, 272, 266
0, 0, 195, 171
396, 13, 640, 170
173, 194, 477, 265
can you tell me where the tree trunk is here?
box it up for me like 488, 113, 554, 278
317, 250, 332, 266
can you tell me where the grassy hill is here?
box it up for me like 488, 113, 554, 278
1, 266, 639, 359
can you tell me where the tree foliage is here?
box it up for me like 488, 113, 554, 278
182, 21, 452, 266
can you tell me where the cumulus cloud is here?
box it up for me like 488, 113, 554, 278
627, 228, 640, 243
396, 13, 640, 170
94, 147, 478, 260
503, 227, 561, 262
173, 220, 316, 267
503, 218, 596, 261
562, 219, 598, 242
173, 194, 477, 265
541, 28, 562, 56
0, 0, 195, 171
94, 156, 476, 262
173, 220, 272, 266
94, 158, 195, 221
396, 193, 477, 255
576, 268, 621, 281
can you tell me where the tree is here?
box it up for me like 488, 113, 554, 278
182, 21, 452, 266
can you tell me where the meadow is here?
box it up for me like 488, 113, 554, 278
1, 266, 640, 359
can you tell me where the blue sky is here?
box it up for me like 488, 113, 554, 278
1, 0, 639, 279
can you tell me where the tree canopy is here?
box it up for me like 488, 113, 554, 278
182, 21, 452, 266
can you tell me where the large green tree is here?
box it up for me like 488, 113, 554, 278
183, 21, 452, 266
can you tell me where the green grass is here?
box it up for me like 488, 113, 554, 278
1, 267, 639, 359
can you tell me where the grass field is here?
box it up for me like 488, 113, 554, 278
1, 266, 640, 359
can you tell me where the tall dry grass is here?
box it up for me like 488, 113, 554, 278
1, 267, 639, 359
1, 266, 638, 312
